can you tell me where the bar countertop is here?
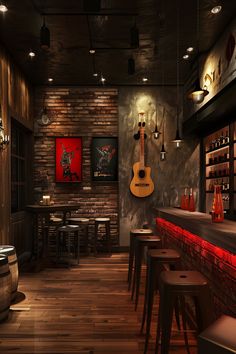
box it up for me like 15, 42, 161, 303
155, 207, 236, 255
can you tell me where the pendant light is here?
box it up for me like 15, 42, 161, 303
153, 102, 161, 139
188, 0, 209, 104
172, 0, 183, 148
128, 57, 135, 75
40, 16, 50, 50
130, 18, 139, 48
160, 108, 166, 160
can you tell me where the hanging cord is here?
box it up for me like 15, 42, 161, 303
176, 0, 180, 125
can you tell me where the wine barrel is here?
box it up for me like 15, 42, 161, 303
0, 246, 19, 301
0, 256, 11, 321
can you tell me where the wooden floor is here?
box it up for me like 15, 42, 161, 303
0, 254, 197, 354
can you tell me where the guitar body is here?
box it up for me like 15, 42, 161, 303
130, 162, 154, 197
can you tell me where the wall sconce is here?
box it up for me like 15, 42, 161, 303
0, 116, 9, 150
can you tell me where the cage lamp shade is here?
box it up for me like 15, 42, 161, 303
40, 23, 50, 50
188, 78, 209, 104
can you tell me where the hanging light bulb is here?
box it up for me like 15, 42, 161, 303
160, 143, 166, 160
188, 78, 209, 104
172, 126, 182, 148
0, 2, 8, 12
153, 125, 161, 139
40, 17, 50, 50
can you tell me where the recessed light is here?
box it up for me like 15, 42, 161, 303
183, 54, 189, 60
93, 73, 98, 77
186, 47, 194, 53
48, 78, 53, 82
211, 5, 222, 14
0, 4, 8, 12
142, 77, 148, 82
89, 49, 96, 54
29, 51, 36, 58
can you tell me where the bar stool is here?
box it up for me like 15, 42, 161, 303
43, 216, 63, 258
132, 236, 161, 310
67, 217, 90, 255
94, 218, 111, 255
198, 315, 236, 354
155, 270, 214, 354
127, 228, 153, 291
56, 225, 80, 265
142, 249, 181, 354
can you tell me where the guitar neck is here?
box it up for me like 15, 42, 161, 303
140, 127, 145, 169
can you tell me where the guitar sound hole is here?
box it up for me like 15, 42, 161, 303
139, 170, 145, 178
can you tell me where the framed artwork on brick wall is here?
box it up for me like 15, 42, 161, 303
91, 137, 118, 181
55, 137, 82, 182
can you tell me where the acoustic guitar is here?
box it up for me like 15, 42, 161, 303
130, 121, 154, 197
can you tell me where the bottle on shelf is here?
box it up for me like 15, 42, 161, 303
188, 188, 195, 212
220, 131, 225, 146
225, 130, 229, 144
211, 185, 224, 222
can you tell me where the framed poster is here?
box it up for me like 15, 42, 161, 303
55, 137, 82, 182
91, 137, 118, 181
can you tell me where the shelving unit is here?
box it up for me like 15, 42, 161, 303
203, 124, 233, 218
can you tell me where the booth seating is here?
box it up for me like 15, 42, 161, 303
0, 255, 11, 321
198, 315, 236, 354
127, 228, 153, 291
142, 249, 181, 354
94, 218, 111, 255
155, 270, 214, 354
67, 217, 90, 255
0, 245, 19, 301
56, 225, 80, 265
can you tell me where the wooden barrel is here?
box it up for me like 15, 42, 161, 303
0, 246, 19, 301
0, 256, 11, 321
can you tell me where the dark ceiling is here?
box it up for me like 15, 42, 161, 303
0, 0, 235, 86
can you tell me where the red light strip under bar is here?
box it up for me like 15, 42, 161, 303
156, 217, 236, 269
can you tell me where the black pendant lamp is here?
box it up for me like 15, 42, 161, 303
160, 109, 166, 160
128, 57, 135, 75
188, 0, 209, 104
130, 21, 139, 48
40, 17, 50, 50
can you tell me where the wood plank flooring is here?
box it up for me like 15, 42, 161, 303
0, 254, 197, 354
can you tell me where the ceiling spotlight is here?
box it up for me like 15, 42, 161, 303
128, 57, 135, 75
0, 3, 8, 12
186, 47, 194, 53
29, 51, 36, 58
89, 49, 96, 54
93, 73, 98, 77
183, 54, 189, 60
211, 5, 222, 14
142, 77, 148, 82
48, 78, 53, 82
83, 0, 101, 12
130, 24, 139, 48
40, 17, 50, 50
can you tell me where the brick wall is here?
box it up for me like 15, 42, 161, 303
34, 87, 119, 246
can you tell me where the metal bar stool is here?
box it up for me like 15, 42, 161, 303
94, 218, 111, 255
155, 270, 214, 354
56, 225, 80, 265
127, 228, 153, 291
142, 249, 181, 354
131, 236, 161, 310
67, 217, 90, 255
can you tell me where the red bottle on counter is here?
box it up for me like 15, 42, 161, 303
211, 185, 224, 222
188, 188, 195, 212
180, 188, 189, 210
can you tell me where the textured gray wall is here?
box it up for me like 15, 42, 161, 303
118, 87, 199, 246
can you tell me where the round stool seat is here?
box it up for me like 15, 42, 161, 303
67, 217, 90, 223
161, 270, 208, 289
95, 218, 110, 222
0, 245, 18, 302
58, 225, 80, 232
130, 228, 153, 235
136, 235, 161, 242
148, 248, 181, 261
50, 217, 63, 223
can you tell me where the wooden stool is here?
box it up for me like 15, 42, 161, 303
132, 236, 161, 310
67, 217, 90, 255
128, 228, 153, 291
198, 315, 236, 354
142, 249, 181, 354
156, 270, 214, 354
56, 225, 80, 265
94, 218, 111, 254
0, 245, 19, 301
0, 256, 11, 321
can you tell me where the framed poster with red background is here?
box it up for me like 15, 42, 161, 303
55, 137, 82, 182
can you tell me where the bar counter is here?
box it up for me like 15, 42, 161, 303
155, 207, 236, 254
154, 207, 236, 316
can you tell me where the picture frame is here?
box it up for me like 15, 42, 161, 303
55, 137, 82, 183
91, 137, 118, 181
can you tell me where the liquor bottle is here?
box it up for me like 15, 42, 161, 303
211, 185, 224, 222
180, 188, 188, 210
188, 188, 195, 212
220, 131, 225, 145
225, 130, 229, 144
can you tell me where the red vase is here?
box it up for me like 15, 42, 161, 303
211, 185, 224, 222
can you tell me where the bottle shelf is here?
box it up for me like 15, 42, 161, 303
206, 159, 229, 167
206, 175, 229, 179
206, 191, 229, 194
205, 143, 229, 154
